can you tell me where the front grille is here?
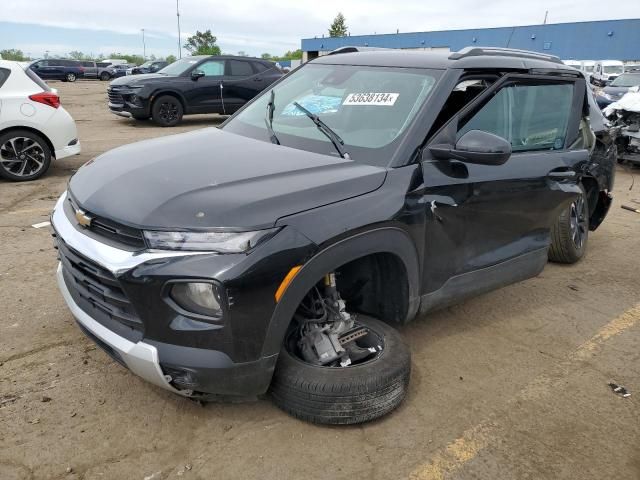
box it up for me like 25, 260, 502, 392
66, 196, 146, 249
107, 89, 124, 105
90, 216, 146, 248
57, 238, 143, 331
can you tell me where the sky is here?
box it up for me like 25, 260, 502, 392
1, 0, 640, 59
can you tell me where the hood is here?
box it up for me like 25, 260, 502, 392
69, 128, 387, 230
110, 73, 168, 86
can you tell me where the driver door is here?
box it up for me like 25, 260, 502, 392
419, 74, 588, 308
184, 59, 225, 114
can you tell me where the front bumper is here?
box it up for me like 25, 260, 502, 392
56, 263, 189, 395
55, 141, 81, 160
51, 192, 283, 397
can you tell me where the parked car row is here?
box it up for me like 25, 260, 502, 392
27, 58, 169, 82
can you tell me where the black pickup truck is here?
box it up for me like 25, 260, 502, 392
53, 47, 615, 425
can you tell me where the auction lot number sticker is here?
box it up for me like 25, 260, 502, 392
343, 93, 399, 106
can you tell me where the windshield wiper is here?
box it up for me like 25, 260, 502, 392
292, 101, 350, 159
264, 90, 280, 145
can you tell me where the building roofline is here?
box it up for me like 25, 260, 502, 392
302, 17, 640, 42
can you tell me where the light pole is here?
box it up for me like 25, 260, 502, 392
176, 0, 182, 58
141, 28, 146, 60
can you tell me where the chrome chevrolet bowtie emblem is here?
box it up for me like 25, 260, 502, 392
75, 209, 93, 228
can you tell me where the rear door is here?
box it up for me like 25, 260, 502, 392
182, 59, 225, 113
221, 59, 261, 113
420, 73, 588, 304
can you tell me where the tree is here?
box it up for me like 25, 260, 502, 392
0, 49, 28, 61
184, 30, 221, 56
282, 49, 302, 60
68, 51, 88, 60
329, 13, 348, 37
109, 53, 145, 65
261, 53, 272, 60
165, 54, 177, 64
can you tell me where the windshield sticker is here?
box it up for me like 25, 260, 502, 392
281, 95, 342, 116
343, 93, 399, 106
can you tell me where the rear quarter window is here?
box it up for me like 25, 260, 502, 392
0, 68, 11, 89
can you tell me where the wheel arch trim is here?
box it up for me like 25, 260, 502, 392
261, 227, 420, 357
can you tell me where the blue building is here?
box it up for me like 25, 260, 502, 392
301, 18, 640, 62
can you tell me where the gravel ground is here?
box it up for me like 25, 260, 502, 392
1, 80, 639, 480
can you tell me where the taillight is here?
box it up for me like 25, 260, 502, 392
29, 92, 61, 109
79, 67, 85, 72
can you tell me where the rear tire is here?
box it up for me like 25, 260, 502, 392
100, 71, 110, 81
548, 185, 589, 264
151, 95, 183, 127
65, 73, 77, 82
269, 315, 411, 425
0, 130, 52, 181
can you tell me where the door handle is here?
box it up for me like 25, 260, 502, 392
547, 170, 576, 179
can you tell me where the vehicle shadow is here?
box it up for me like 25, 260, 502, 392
123, 115, 228, 129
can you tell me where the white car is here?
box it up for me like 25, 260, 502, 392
0, 60, 80, 181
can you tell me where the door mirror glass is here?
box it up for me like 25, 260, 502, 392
191, 69, 205, 80
429, 130, 511, 165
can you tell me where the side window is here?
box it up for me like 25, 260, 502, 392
427, 77, 496, 139
34, 60, 48, 67
458, 82, 574, 152
253, 62, 269, 73
0, 68, 10, 89
228, 60, 253, 77
196, 60, 225, 76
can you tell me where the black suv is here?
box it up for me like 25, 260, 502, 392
29, 59, 85, 82
53, 47, 615, 425
107, 55, 283, 126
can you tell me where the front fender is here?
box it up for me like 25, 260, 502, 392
261, 227, 420, 357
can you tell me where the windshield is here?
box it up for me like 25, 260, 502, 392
610, 73, 640, 87
583, 65, 594, 73
604, 65, 624, 75
223, 63, 440, 166
157, 57, 201, 76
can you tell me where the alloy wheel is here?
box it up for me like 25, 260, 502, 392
0, 137, 47, 178
569, 195, 588, 249
159, 101, 179, 123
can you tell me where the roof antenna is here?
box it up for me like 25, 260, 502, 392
543, 10, 549, 25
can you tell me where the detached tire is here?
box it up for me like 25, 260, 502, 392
269, 315, 411, 425
548, 185, 589, 264
151, 95, 183, 127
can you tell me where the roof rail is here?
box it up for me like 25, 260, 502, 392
327, 46, 391, 55
449, 47, 562, 64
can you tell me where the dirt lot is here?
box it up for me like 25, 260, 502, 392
1, 80, 639, 480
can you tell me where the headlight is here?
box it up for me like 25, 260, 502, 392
170, 282, 222, 317
143, 228, 279, 252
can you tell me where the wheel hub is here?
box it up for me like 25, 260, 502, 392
570, 195, 588, 249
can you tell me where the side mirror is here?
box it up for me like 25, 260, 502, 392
429, 130, 512, 166
191, 70, 205, 80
